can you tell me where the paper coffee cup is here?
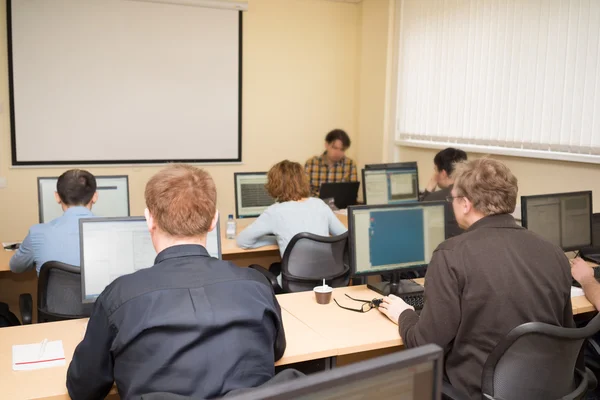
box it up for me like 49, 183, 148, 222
314, 285, 333, 304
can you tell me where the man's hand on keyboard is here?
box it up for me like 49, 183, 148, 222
571, 257, 595, 286
378, 294, 415, 325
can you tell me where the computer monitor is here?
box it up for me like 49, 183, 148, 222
521, 191, 593, 252
225, 344, 443, 400
349, 202, 446, 296
362, 164, 420, 205
80, 216, 222, 303
319, 181, 360, 209
364, 161, 418, 170
234, 172, 276, 219
37, 175, 130, 223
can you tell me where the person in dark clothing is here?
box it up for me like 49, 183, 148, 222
67, 164, 286, 400
380, 158, 574, 398
419, 147, 467, 202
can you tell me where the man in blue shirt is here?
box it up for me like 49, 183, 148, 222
10, 169, 97, 274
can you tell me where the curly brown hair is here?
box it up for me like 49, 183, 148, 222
265, 160, 310, 202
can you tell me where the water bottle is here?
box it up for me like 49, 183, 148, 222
226, 214, 236, 239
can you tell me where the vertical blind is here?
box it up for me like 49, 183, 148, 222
395, 0, 600, 163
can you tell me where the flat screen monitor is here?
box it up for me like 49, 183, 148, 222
234, 172, 276, 218
80, 216, 221, 303
349, 202, 446, 277
362, 165, 419, 205
38, 175, 130, 223
521, 191, 592, 252
364, 161, 418, 170
224, 344, 443, 400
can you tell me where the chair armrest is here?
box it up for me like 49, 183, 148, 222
248, 264, 283, 294
442, 381, 470, 400
587, 367, 598, 392
19, 293, 33, 325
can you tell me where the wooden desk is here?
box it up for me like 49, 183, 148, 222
0, 309, 335, 400
1, 281, 597, 399
0, 319, 88, 400
0, 249, 14, 272
278, 283, 597, 359
277, 286, 404, 356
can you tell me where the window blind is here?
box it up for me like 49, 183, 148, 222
395, 0, 600, 163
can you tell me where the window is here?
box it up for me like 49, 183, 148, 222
395, 0, 600, 164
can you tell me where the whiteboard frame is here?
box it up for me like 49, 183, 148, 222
6, 1, 243, 166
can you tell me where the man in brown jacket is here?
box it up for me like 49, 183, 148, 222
379, 158, 574, 398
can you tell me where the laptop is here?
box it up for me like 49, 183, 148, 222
581, 213, 600, 264
319, 182, 360, 210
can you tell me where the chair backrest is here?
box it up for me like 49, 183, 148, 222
592, 213, 600, 247
281, 232, 350, 293
482, 313, 600, 400
38, 261, 92, 323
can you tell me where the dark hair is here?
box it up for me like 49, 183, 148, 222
56, 169, 97, 206
325, 129, 351, 149
434, 148, 468, 176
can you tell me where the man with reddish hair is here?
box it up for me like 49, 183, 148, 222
67, 165, 286, 400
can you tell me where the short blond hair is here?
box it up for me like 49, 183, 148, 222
145, 164, 217, 237
453, 158, 518, 216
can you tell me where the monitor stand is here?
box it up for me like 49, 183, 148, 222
367, 273, 424, 297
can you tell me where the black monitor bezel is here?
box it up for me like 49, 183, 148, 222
37, 175, 130, 223
361, 164, 420, 205
224, 343, 443, 400
521, 190, 593, 252
364, 161, 418, 170
233, 171, 272, 219
348, 201, 447, 277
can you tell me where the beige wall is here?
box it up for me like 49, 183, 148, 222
0, 0, 360, 239
397, 146, 600, 212
356, 0, 392, 171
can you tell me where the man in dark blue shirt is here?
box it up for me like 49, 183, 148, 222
67, 165, 286, 400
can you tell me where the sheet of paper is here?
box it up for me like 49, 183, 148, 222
571, 286, 585, 298
334, 209, 348, 216
12, 340, 66, 371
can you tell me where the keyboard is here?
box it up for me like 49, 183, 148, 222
401, 293, 425, 310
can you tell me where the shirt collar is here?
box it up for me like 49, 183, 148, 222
154, 244, 210, 265
63, 206, 94, 217
319, 151, 345, 167
466, 213, 522, 232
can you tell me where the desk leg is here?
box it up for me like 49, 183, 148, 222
325, 356, 337, 369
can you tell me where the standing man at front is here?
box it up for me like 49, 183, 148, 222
305, 129, 357, 196
67, 165, 286, 400
378, 158, 574, 398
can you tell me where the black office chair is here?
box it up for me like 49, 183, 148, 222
19, 261, 92, 324
249, 232, 350, 294
444, 313, 600, 400
140, 369, 304, 399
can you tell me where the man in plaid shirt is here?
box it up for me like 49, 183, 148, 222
304, 129, 358, 196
